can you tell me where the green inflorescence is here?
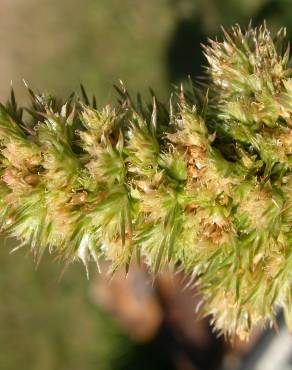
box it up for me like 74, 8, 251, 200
0, 24, 292, 339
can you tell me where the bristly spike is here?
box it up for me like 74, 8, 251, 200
1, 23, 292, 340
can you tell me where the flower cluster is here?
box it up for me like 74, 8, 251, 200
0, 24, 291, 339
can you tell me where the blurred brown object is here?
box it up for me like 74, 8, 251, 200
89, 264, 163, 342
90, 264, 224, 370
156, 271, 212, 348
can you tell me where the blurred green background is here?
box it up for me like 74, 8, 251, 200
0, 1, 291, 369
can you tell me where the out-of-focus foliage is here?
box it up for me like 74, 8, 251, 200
0, 243, 128, 370
1, 0, 292, 103
0, 244, 175, 370
0, 0, 174, 103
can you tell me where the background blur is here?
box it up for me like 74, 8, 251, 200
0, 1, 292, 370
